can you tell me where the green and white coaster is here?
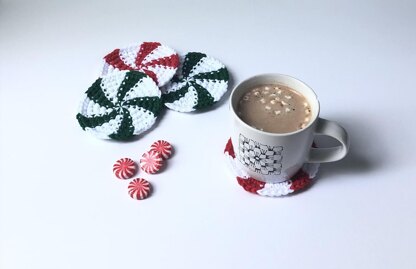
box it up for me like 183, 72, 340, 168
161, 52, 229, 112
76, 70, 162, 140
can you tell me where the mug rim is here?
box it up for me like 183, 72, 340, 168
230, 73, 320, 137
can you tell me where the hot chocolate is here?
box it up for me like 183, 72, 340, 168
237, 84, 311, 133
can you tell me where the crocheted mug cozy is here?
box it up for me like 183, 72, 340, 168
224, 138, 319, 197
161, 52, 229, 112
76, 70, 163, 140
102, 42, 179, 87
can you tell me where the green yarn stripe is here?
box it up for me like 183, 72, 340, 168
123, 96, 163, 116
109, 108, 134, 140
192, 67, 229, 81
161, 51, 229, 113
162, 84, 190, 104
117, 71, 147, 102
85, 78, 114, 108
76, 110, 118, 130
170, 75, 181, 83
182, 52, 206, 78
192, 82, 214, 109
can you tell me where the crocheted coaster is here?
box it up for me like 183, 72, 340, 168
102, 42, 179, 87
76, 70, 163, 140
224, 138, 319, 197
161, 52, 229, 112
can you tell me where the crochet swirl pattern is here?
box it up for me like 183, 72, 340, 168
102, 42, 179, 87
161, 52, 229, 112
76, 70, 162, 140
76, 43, 231, 140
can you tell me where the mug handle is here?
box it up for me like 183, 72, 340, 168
306, 118, 350, 163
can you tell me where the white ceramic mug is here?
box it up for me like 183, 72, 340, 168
230, 74, 349, 183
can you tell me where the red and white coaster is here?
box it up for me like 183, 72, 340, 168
224, 138, 319, 197
128, 178, 152, 200
140, 150, 163, 174
102, 42, 179, 87
150, 140, 173, 160
113, 158, 137, 179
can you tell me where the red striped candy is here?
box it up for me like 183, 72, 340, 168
140, 150, 163, 174
150, 140, 173, 160
128, 178, 151, 200
113, 158, 137, 179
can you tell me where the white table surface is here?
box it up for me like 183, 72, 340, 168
1, 0, 415, 268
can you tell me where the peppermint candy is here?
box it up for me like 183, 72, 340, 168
76, 70, 162, 140
161, 52, 229, 112
102, 42, 179, 87
113, 158, 136, 179
150, 140, 173, 160
140, 150, 163, 174
128, 178, 151, 200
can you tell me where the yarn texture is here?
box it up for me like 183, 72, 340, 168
102, 42, 179, 87
224, 138, 319, 197
161, 52, 229, 112
76, 70, 162, 140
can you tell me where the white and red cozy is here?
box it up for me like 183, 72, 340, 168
113, 158, 137, 179
128, 178, 151, 200
140, 150, 163, 174
150, 140, 173, 160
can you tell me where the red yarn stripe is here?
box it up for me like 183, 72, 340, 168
226, 137, 315, 195
135, 42, 161, 68
142, 54, 179, 68
237, 177, 265, 194
143, 69, 159, 84
103, 49, 131, 70
289, 170, 312, 191
224, 138, 235, 158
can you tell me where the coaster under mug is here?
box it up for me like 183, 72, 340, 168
224, 138, 319, 197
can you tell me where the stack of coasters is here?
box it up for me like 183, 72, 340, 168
224, 138, 319, 197
76, 42, 230, 140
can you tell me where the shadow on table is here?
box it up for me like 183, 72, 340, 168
315, 115, 384, 181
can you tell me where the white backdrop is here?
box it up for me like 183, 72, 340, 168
1, 0, 415, 268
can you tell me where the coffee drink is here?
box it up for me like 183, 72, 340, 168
237, 84, 311, 133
